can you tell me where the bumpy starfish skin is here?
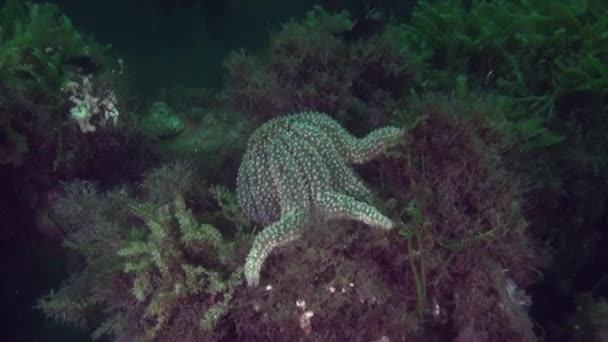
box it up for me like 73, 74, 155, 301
237, 112, 402, 286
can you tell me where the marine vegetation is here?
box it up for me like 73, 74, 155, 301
401, 0, 608, 102
398, 0, 608, 174
0, 0, 118, 166
223, 6, 417, 130
395, 3, 608, 338
37, 162, 248, 341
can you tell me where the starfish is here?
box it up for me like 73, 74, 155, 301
237, 112, 402, 286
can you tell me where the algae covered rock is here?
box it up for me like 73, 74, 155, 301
140, 101, 185, 140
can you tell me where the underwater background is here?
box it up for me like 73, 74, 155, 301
0, 0, 607, 341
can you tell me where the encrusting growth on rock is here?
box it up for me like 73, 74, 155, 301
237, 112, 403, 286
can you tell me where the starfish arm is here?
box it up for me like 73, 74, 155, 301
347, 127, 404, 164
317, 191, 394, 230
291, 121, 374, 202
292, 112, 403, 164
244, 209, 307, 286
294, 112, 360, 159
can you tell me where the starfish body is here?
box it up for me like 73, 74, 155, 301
237, 112, 402, 286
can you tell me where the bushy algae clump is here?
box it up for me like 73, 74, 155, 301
37, 162, 247, 341
223, 6, 416, 130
